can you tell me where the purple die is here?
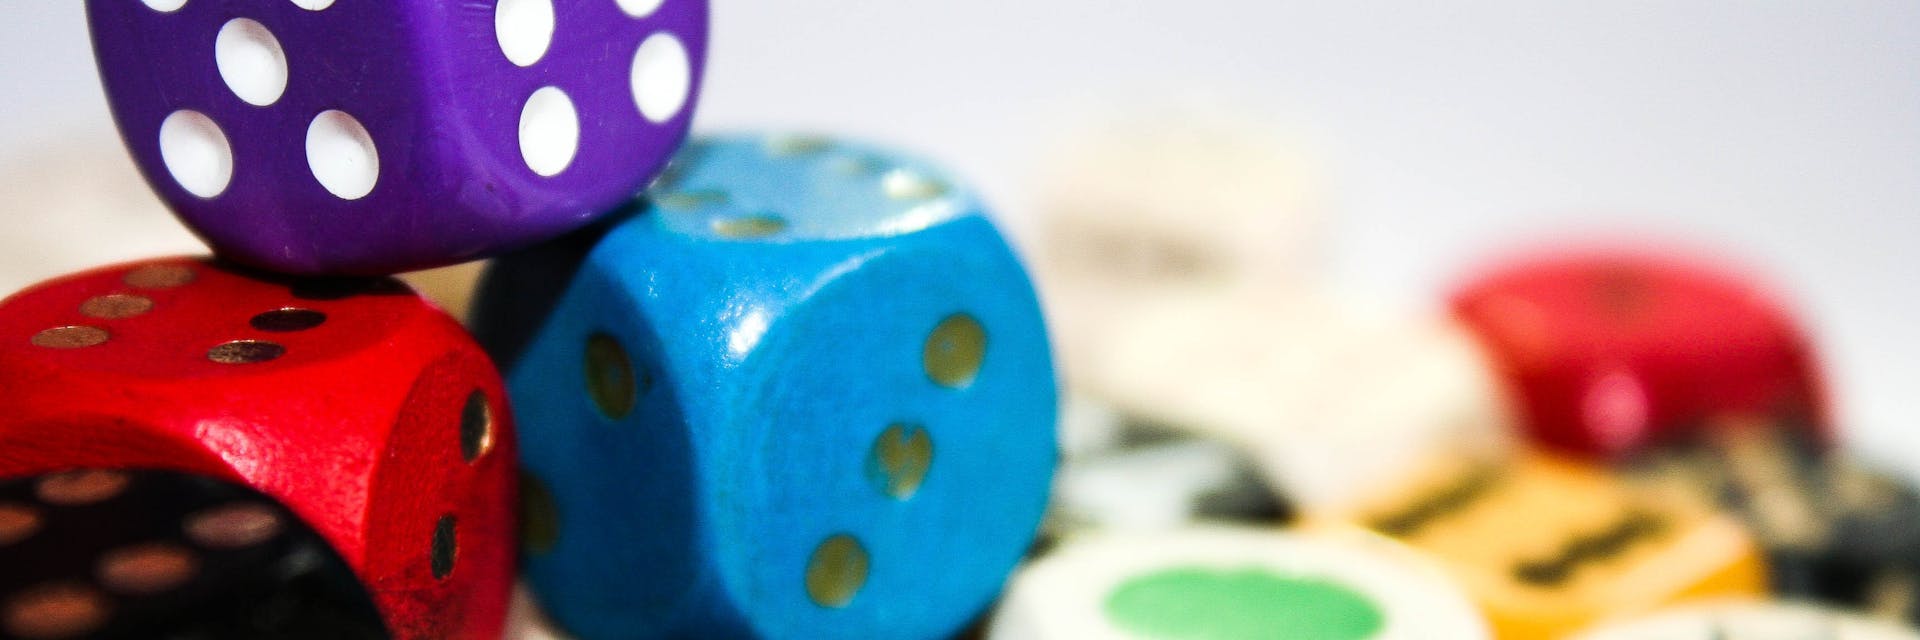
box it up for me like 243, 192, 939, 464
85, 0, 708, 274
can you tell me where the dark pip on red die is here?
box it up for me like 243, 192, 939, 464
1449, 250, 1830, 458
0, 258, 516, 639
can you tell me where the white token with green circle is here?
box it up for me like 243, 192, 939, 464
1574, 602, 1920, 640
988, 526, 1488, 640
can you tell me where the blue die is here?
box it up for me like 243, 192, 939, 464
473, 135, 1057, 639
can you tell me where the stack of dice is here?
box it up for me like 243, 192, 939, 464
4, 4, 1916, 640
1, 2, 1057, 639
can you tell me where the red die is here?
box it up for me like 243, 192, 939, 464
0, 257, 516, 639
1449, 250, 1830, 458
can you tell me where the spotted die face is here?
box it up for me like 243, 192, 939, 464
0, 469, 388, 640
84, 0, 708, 274
473, 135, 1057, 639
0, 258, 518, 639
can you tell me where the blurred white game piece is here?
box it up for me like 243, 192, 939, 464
1074, 287, 1515, 510
506, 585, 571, 640
398, 259, 488, 322
1573, 601, 1920, 640
1029, 108, 1323, 384
988, 526, 1488, 640
1044, 407, 1288, 539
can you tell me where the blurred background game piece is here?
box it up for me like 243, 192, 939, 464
1327, 452, 1767, 638
988, 527, 1489, 640
1572, 601, 1920, 640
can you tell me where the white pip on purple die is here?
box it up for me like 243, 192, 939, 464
85, 0, 707, 274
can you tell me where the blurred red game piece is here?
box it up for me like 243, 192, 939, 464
1450, 249, 1830, 457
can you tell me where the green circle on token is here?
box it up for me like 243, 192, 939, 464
1104, 567, 1385, 640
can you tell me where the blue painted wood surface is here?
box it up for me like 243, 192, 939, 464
474, 134, 1058, 639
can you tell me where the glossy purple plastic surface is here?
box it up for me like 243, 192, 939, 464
86, 0, 708, 274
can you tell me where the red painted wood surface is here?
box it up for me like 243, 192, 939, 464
0, 257, 516, 639
1450, 251, 1830, 458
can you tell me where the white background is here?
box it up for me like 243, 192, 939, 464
0, 2, 1914, 470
